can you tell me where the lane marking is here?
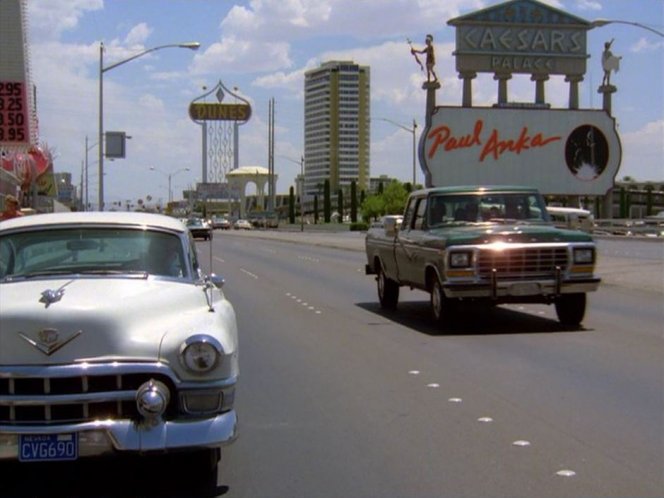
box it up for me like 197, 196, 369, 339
240, 268, 258, 279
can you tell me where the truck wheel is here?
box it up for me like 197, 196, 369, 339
430, 279, 446, 323
555, 293, 586, 326
377, 265, 399, 310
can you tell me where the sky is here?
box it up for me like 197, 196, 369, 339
22, 0, 664, 207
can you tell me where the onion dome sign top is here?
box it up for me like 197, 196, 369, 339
189, 81, 252, 122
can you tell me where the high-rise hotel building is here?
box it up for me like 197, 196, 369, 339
304, 61, 370, 196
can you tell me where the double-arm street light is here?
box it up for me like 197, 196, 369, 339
98, 41, 200, 211
150, 167, 190, 203
377, 118, 418, 186
590, 19, 664, 38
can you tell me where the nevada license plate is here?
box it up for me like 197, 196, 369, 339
19, 434, 78, 462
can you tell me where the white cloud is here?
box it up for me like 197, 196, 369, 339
619, 120, 664, 181
575, 0, 602, 11
27, 0, 103, 41
630, 37, 664, 53
124, 23, 152, 47
190, 36, 293, 75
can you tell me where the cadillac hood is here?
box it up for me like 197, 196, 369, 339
427, 224, 594, 247
0, 278, 230, 366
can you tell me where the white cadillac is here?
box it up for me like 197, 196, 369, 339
0, 212, 238, 482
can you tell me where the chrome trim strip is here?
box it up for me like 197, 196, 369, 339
0, 390, 136, 407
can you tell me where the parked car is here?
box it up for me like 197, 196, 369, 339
211, 216, 231, 230
186, 217, 213, 240
233, 219, 252, 230
0, 212, 238, 484
546, 206, 595, 232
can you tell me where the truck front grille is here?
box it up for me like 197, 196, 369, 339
477, 247, 568, 279
0, 372, 177, 425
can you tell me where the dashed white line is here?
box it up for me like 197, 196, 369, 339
240, 268, 258, 279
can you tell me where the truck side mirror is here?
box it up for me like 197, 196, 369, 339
384, 217, 400, 237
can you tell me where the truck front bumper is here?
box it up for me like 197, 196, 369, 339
0, 409, 237, 460
443, 277, 601, 300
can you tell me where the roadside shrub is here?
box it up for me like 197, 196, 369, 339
349, 222, 369, 232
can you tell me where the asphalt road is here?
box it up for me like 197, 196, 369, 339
208, 231, 662, 498
2, 231, 661, 498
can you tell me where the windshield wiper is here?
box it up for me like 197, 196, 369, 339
3, 269, 148, 282
3, 270, 76, 282
77, 269, 149, 277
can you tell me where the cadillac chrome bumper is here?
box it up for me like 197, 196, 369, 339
0, 409, 237, 460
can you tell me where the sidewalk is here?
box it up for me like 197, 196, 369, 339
222, 229, 664, 295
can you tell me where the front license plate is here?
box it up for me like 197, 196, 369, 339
19, 434, 78, 462
509, 282, 541, 296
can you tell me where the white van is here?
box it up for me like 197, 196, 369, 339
546, 206, 594, 232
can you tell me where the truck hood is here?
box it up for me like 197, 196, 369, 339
428, 223, 593, 247
0, 278, 211, 366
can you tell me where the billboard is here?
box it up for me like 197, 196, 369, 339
0, 0, 36, 150
420, 107, 621, 195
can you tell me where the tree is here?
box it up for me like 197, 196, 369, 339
314, 194, 319, 224
324, 179, 331, 223
350, 180, 357, 223
337, 189, 344, 223
382, 180, 409, 214
645, 183, 654, 216
288, 186, 295, 224
361, 195, 384, 222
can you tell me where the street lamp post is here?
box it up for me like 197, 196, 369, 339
84, 136, 98, 211
590, 19, 664, 38
150, 167, 190, 203
278, 155, 306, 231
378, 118, 418, 186
98, 41, 200, 211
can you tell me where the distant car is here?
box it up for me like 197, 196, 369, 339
211, 216, 231, 230
186, 217, 213, 240
546, 206, 594, 232
0, 212, 238, 484
233, 219, 252, 230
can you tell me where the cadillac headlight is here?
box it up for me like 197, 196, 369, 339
449, 251, 472, 268
180, 335, 223, 374
573, 248, 594, 264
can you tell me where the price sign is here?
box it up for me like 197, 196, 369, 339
0, 81, 30, 145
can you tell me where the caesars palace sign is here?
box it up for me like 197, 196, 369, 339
418, 0, 621, 196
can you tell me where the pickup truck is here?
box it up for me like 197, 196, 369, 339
365, 186, 601, 326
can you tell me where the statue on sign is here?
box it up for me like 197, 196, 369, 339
601, 39, 622, 86
409, 34, 438, 83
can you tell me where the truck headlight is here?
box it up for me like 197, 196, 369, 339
573, 248, 594, 264
180, 335, 223, 374
449, 251, 472, 268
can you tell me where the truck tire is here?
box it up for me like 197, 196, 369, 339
377, 265, 399, 310
555, 293, 586, 326
430, 278, 446, 324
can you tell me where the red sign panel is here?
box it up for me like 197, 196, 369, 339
0, 81, 30, 145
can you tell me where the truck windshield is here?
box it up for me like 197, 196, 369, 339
427, 193, 550, 227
